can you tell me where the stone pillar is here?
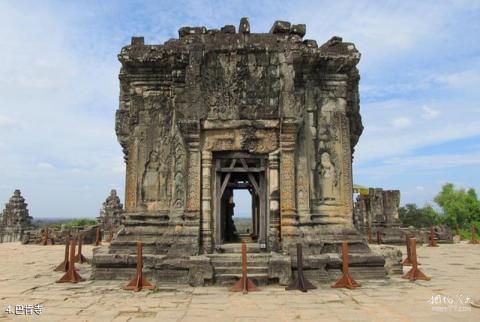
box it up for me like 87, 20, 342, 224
201, 150, 213, 252
279, 119, 301, 247
268, 150, 281, 251
124, 140, 138, 212
312, 74, 354, 227
179, 121, 201, 219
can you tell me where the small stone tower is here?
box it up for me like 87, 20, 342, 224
97, 189, 124, 231
0, 190, 33, 243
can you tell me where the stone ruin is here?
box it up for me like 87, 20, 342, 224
402, 225, 453, 244
96, 189, 125, 232
0, 190, 34, 243
353, 188, 404, 244
22, 225, 100, 245
92, 18, 387, 285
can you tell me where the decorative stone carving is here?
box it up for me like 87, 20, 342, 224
97, 189, 124, 231
92, 18, 387, 286
318, 151, 338, 201
0, 190, 33, 243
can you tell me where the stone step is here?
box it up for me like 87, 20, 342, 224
214, 266, 269, 275
215, 273, 270, 286
124, 220, 169, 226
209, 259, 270, 268
216, 243, 264, 253
208, 253, 271, 265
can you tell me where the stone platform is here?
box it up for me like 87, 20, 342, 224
92, 240, 387, 286
1, 242, 479, 321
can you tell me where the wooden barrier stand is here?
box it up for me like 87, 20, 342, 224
74, 233, 88, 264
331, 241, 360, 289
124, 241, 155, 292
54, 235, 70, 272
468, 224, 479, 244
427, 227, 438, 247
56, 240, 85, 283
93, 227, 102, 246
402, 238, 430, 281
286, 243, 316, 292
229, 243, 260, 294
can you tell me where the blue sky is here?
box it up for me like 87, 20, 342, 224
0, 0, 479, 218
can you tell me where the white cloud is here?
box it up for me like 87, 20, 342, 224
0, 115, 18, 128
433, 70, 480, 89
421, 106, 440, 120
391, 117, 412, 129
36, 162, 55, 170
0, 1, 479, 217
356, 152, 480, 178
416, 186, 425, 192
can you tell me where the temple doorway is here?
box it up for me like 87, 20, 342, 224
213, 152, 267, 248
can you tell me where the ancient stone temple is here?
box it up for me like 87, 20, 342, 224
0, 190, 34, 243
93, 18, 386, 285
353, 188, 404, 244
97, 189, 125, 231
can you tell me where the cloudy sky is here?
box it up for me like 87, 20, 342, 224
0, 0, 479, 218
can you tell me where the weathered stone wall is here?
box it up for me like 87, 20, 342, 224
93, 19, 387, 285
113, 18, 362, 256
354, 188, 401, 229
354, 188, 403, 244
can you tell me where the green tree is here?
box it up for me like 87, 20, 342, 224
399, 203, 439, 228
434, 183, 480, 229
64, 218, 97, 228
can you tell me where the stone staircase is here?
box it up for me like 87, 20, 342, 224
208, 243, 271, 285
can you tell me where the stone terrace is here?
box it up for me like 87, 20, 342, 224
0, 242, 478, 321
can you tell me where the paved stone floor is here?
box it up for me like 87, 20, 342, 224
0, 242, 478, 322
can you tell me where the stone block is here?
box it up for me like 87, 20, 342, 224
269, 20, 291, 34
290, 24, 306, 37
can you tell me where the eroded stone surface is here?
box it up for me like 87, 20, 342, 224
354, 188, 405, 244
94, 18, 382, 285
0, 190, 33, 243
97, 189, 125, 232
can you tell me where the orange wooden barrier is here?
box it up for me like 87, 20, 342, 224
124, 241, 155, 292
331, 241, 360, 289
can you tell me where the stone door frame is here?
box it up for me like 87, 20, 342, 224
213, 152, 267, 249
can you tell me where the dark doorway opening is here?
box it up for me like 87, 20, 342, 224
214, 152, 267, 247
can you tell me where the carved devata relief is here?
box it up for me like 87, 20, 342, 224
312, 94, 342, 204
172, 126, 187, 209
138, 94, 187, 211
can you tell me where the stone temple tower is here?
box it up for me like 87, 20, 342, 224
97, 189, 125, 232
92, 19, 385, 285
0, 190, 33, 243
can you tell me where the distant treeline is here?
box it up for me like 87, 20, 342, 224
34, 218, 97, 229
399, 183, 480, 238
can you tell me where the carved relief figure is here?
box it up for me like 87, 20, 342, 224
158, 144, 170, 201
319, 151, 337, 200
174, 171, 184, 208
142, 149, 160, 201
